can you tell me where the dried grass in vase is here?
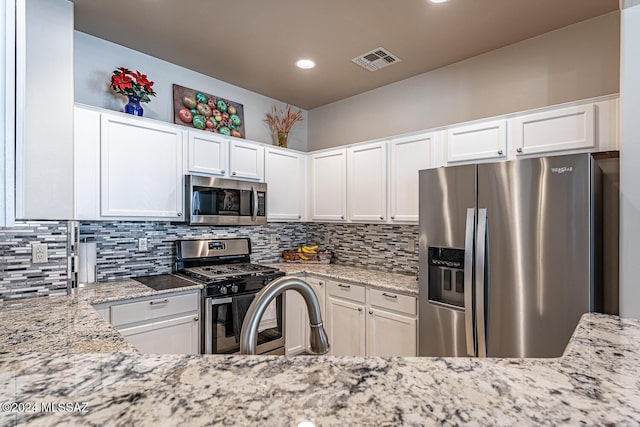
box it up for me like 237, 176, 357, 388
264, 104, 303, 148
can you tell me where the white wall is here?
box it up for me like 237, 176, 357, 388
308, 13, 620, 150
74, 32, 308, 151
619, 2, 640, 318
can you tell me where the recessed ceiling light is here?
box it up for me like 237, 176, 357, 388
296, 59, 315, 69
429, 0, 448, 3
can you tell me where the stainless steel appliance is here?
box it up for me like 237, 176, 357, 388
418, 152, 619, 358
174, 238, 285, 355
185, 175, 267, 226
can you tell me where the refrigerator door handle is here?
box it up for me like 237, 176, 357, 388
464, 208, 476, 357
475, 208, 488, 358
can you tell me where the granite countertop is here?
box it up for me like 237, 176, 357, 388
1, 313, 639, 425
2, 274, 640, 425
0, 278, 203, 354
265, 263, 419, 296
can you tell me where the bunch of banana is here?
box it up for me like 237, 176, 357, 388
297, 245, 319, 261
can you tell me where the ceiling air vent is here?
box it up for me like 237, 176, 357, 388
352, 47, 401, 72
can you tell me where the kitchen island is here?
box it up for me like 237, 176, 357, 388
1, 278, 639, 425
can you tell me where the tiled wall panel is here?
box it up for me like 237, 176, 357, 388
0, 221, 68, 301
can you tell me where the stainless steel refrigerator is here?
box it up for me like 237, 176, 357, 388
418, 152, 619, 358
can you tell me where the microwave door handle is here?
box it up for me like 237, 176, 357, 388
251, 186, 258, 222
464, 208, 476, 357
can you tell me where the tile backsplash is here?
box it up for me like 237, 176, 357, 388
0, 221, 69, 301
307, 223, 419, 276
0, 220, 419, 301
80, 221, 309, 281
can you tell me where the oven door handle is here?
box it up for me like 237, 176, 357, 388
210, 297, 233, 305
251, 186, 258, 222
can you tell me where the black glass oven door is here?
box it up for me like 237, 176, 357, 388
205, 294, 283, 354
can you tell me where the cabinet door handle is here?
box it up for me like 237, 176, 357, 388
380, 216, 384, 220
319, 281, 324, 286
382, 293, 398, 299
177, 212, 182, 217
193, 316, 199, 322
221, 170, 226, 175
516, 148, 523, 154
149, 299, 169, 305
358, 308, 363, 312
497, 149, 503, 155
369, 310, 373, 315
232, 171, 237, 176
338, 284, 351, 289
391, 216, 395, 220
298, 215, 302, 219
340, 216, 344, 220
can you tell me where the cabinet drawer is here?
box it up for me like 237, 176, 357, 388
327, 280, 365, 303
370, 289, 416, 316
111, 292, 199, 327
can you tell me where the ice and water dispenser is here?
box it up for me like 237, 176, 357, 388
427, 247, 465, 308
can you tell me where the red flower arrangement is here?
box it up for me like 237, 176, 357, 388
109, 67, 156, 103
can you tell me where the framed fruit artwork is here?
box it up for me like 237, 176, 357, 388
172, 84, 245, 138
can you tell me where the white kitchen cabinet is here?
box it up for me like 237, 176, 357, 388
367, 308, 416, 357
15, 0, 74, 220
229, 139, 264, 181
367, 289, 417, 356
510, 104, 595, 157
118, 314, 200, 354
310, 149, 347, 221
1, 0, 15, 226
74, 105, 101, 220
100, 113, 184, 220
107, 290, 200, 354
265, 147, 306, 221
389, 133, 437, 223
326, 280, 366, 356
187, 131, 228, 177
285, 290, 307, 355
446, 119, 507, 164
348, 142, 387, 222
286, 275, 327, 355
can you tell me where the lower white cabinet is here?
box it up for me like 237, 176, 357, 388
96, 290, 200, 354
319, 278, 417, 357
285, 275, 326, 355
118, 314, 200, 354
326, 295, 366, 356
325, 280, 366, 356
367, 308, 416, 357
285, 289, 307, 355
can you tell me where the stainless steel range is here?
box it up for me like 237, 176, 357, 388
174, 238, 285, 355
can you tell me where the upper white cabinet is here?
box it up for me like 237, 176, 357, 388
446, 119, 507, 164
74, 106, 101, 220
1, 0, 15, 226
100, 113, 184, 220
310, 149, 347, 221
389, 133, 438, 223
348, 142, 387, 222
15, 0, 74, 220
510, 104, 595, 156
187, 131, 228, 177
265, 147, 306, 221
229, 140, 264, 181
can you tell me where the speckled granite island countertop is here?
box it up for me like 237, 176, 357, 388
265, 263, 419, 296
1, 299, 640, 425
0, 279, 203, 354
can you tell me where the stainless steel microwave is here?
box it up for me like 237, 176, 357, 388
185, 175, 267, 225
